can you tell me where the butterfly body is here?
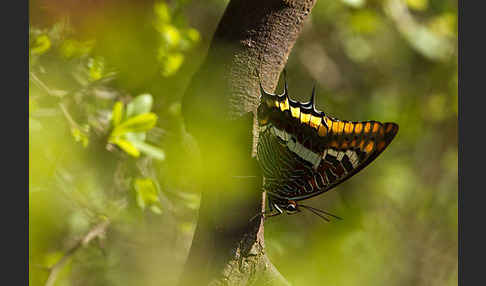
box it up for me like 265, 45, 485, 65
256, 75, 398, 219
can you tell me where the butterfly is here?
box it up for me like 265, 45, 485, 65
256, 72, 398, 221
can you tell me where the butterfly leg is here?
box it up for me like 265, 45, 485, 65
250, 208, 282, 222
249, 195, 284, 222
263, 209, 283, 218
263, 196, 284, 218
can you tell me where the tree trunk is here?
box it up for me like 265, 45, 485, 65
180, 1, 317, 285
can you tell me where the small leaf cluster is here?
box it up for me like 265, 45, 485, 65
153, 1, 201, 77
29, 21, 169, 226
109, 95, 165, 160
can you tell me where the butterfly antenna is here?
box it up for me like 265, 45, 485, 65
300, 205, 330, 222
300, 204, 342, 220
306, 205, 342, 220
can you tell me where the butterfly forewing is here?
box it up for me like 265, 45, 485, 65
296, 119, 399, 200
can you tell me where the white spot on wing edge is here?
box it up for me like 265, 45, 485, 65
337, 151, 345, 161
345, 150, 359, 168
328, 149, 338, 157
322, 149, 328, 158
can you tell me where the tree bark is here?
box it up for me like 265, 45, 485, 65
180, 1, 317, 285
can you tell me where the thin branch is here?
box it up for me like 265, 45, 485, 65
58, 102, 81, 130
30, 71, 81, 130
29, 72, 67, 98
44, 220, 110, 286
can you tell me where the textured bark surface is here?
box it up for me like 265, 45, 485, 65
180, 1, 317, 285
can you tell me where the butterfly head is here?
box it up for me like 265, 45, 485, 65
274, 199, 301, 215
284, 200, 301, 214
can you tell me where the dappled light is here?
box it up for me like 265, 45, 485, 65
29, 0, 457, 285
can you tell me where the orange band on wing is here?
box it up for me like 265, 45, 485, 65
318, 124, 328, 137
364, 122, 372, 133
344, 122, 354, 134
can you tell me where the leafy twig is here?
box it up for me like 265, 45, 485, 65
44, 220, 110, 286
59, 102, 81, 130
29, 72, 67, 98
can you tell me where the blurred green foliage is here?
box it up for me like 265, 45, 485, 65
134, 177, 163, 214
154, 1, 200, 76
29, 0, 457, 286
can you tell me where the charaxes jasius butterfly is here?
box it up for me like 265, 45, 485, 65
256, 72, 398, 221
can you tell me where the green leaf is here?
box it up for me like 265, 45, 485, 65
160, 25, 181, 48
160, 52, 184, 77
59, 39, 95, 59
110, 113, 158, 138
124, 132, 146, 144
110, 137, 140, 157
133, 178, 161, 213
154, 2, 171, 24
185, 28, 200, 44
179, 29, 201, 51
131, 140, 166, 161
88, 57, 105, 81
406, 0, 428, 11
112, 101, 124, 127
31, 34, 51, 56
71, 126, 90, 148
126, 94, 153, 118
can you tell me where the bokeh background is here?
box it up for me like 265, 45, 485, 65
29, 0, 457, 285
